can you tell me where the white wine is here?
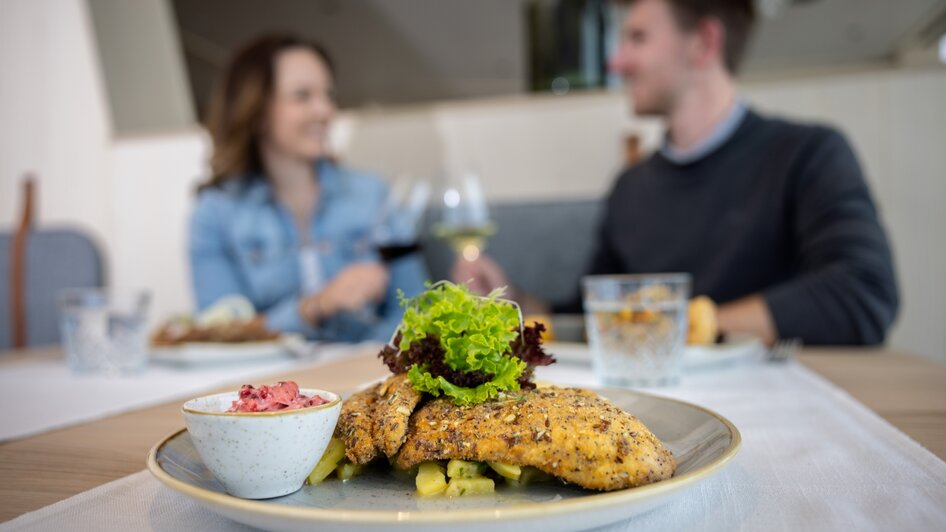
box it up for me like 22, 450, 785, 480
433, 223, 496, 261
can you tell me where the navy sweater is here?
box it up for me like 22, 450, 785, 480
568, 110, 898, 345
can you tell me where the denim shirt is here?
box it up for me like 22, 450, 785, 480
189, 159, 429, 342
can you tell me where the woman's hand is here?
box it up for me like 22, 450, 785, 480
299, 262, 389, 325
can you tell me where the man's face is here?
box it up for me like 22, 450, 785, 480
609, 0, 694, 116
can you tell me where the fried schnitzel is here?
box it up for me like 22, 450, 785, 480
333, 374, 423, 464
335, 376, 674, 491
396, 386, 674, 490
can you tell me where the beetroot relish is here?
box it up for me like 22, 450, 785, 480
226, 381, 329, 413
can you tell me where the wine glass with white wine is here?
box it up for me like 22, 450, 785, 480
433, 169, 495, 262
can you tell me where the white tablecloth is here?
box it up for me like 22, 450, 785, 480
3, 351, 946, 531
0, 343, 374, 442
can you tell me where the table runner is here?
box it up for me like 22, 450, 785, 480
0, 343, 372, 442
4, 353, 946, 531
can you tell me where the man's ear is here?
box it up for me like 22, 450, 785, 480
691, 16, 726, 69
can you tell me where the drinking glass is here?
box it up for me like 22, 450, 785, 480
60, 288, 151, 375
582, 274, 690, 387
433, 169, 495, 262
372, 175, 431, 263
327, 176, 431, 336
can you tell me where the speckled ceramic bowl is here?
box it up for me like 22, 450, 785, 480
182, 389, 341, 499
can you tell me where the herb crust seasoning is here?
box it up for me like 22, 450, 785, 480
375, 374, 423, 457
333, 374, 423, 464
396, 387, 673, 490
334, 381, 381, 464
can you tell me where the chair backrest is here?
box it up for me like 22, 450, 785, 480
421, 199, 602, 306
0, 229, 105, 349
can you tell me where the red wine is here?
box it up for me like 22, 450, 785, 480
377, 242, 422, 262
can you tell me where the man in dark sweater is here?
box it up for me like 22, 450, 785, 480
456, 0, 898, 345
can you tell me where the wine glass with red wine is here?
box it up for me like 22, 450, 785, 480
372, 176, 431, 263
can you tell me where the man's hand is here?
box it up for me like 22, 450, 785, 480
716, 294, 777, 346
451, 256, 551, 314
451, 255, 510, 296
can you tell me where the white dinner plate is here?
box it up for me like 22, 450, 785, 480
149, 334, 309, 367
683, 336, 765, 370
147, 387, 740, 531
548, 339, 764, 371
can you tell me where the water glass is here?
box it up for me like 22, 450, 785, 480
60, 288, 151, 375
582, 274, 690, 387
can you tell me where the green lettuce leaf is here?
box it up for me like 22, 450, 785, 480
398, 282, 526, 404
407, 355, 525, 406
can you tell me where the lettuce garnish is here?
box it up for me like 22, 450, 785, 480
380, 281, 554, 405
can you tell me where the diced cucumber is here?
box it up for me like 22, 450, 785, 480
487, 462, 521, 480
336, 461, 364, 481
446, 459, 485, 479
306, 438, 346, 485
506, 466, 553, 487
415, 462, 447, 496
445, 477, 495, 497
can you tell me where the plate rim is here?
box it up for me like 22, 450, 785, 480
149, 334, 306, 363
150, 334, 296, 352
547, 339, 764, 367
147, 388, 741, 526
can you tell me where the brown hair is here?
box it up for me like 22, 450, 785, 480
202, 34, 334, 189
628, 0, 756, 74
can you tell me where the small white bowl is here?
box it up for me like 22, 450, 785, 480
182, 388, 341, 499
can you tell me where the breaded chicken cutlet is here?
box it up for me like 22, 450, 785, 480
333, 374, 422, 464
335, 375, 675, 491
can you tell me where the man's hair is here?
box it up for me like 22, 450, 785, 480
631, 0, 757, 74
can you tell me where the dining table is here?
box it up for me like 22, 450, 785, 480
0, 342, 944, 530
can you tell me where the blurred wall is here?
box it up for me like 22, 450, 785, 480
338, 94, 663, 203
172, 0, 527, 114
86, 0, 194, 135
0, 0, 112, 254
0, 0, 199, 326
110, 131, 207, 325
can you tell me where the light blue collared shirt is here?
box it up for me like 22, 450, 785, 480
660, 98, 748, 165
189, 159, 428, 343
